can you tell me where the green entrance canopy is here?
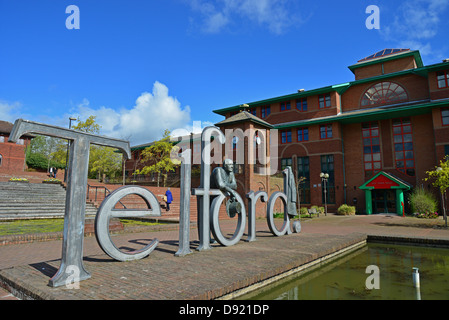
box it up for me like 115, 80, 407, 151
360, 171, 412, 215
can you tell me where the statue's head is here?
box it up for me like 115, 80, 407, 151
223, 159, 234, 173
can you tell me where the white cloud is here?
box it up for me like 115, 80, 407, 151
188, 0, 299, 34
68, 82, 192, 146
0, 100, 22, 123
381, 0, 449, 58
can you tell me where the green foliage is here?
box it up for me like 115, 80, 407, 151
337, 204, 356, 215
409, 188, 438, 214
135, 129, 180, 187
26, 152, 64, 170
89, 146, 122, 181
425, 156, 449, 194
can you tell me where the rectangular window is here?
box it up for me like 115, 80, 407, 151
297, 157, 310, 204
362, 122, 381, 178
320, 124, 333, 139
296, 98, 307, 111
281, 130, 292, 144
320, 155, 335, 204
280, 101, 291, 111
281, 158, 292, 171
445, 145, 449, 157
261, 106, 271, 118
248, 108, 257, 116
442, 108, 449, 126
393, 117, 415, 176
297, 128, 309, 141
0, 136, 4, 143
437, 70, 449, 89
319, 94, 331, 108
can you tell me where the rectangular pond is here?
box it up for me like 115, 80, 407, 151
237, 243, 449, 300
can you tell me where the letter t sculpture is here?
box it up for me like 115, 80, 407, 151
9, 119, 131, 287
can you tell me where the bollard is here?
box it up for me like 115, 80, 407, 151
413, 267, 420, 288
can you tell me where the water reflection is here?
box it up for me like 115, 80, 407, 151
238, 243, 449, 300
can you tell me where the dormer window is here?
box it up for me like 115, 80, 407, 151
361, 82, 408, 107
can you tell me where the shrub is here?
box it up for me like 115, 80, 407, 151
337, 204, 356, 215
26, 153, 64, 171
299, 207, 308, 215
409, 188, 438, 214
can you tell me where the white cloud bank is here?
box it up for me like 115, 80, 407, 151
72, 81, 192, 146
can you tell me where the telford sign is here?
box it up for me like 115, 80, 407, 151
9, 119, 301, 288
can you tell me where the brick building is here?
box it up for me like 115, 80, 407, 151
0, 120, 33, 174
212, 49, 449, 215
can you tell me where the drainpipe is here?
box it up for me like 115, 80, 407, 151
341, 128, 347, 204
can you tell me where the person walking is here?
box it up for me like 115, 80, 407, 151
165, 187, 173, 212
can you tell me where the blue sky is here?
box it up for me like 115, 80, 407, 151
1, 0, 448, 145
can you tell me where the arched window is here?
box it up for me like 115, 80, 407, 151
361, 82, 408, 107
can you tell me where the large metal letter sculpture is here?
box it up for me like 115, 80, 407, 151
95, 186, 161, 261
192, 127, 224, 251
175, 149, 192, 257
210, 159, 246, 246
8, 119, 131, 287
266, 166, 301, 236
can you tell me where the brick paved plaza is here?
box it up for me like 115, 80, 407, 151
0, 214, 448, 301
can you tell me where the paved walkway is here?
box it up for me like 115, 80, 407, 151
0, 214, 448, 301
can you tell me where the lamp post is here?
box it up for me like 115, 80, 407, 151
436, 167, 447, 228
64, 117, 77, 183
320, 172, 329, 216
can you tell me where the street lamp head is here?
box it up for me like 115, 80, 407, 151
320, 172, 329, 179
69, 117, 77, 121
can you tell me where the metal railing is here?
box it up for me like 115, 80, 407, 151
86, 184, 126, 209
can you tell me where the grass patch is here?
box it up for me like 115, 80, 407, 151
119, 219, 163, 227
0, 219, 65, 236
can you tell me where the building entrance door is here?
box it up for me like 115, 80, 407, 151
373, 190, 396, 214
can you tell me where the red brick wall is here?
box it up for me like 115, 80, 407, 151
0, 138, 27, 173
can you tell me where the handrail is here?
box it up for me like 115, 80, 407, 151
87, 184, 127, 209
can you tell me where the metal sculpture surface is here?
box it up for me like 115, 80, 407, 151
95, 186, 161, 261
8, 119, 131, 287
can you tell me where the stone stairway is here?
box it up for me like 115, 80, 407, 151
0, 182, 98, 220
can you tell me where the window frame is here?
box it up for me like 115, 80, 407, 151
361, 81, 408, 107
320, 155, 335, 204
393, 117, 415, 176
281, 158, 292, 171
297, 156, 311, 204
280, 101, 291, 112
437, 70, 449, 89
296, 98, 308, 112
319, 124, 333, 139
297, 128, 309, 142
261, 105, 271, 118
442, 108, 449, 126
319, 94, 331, 109
281, 130, 292, 144
362, 122, 382, 178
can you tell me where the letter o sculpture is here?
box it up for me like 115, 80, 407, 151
95, 186, 161, 262
210, 192, 246, 247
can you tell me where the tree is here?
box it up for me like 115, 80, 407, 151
89, 146, 122, 182
72, 115, 101, 134
135, 129, 180, 187
425, 156, 449, 227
